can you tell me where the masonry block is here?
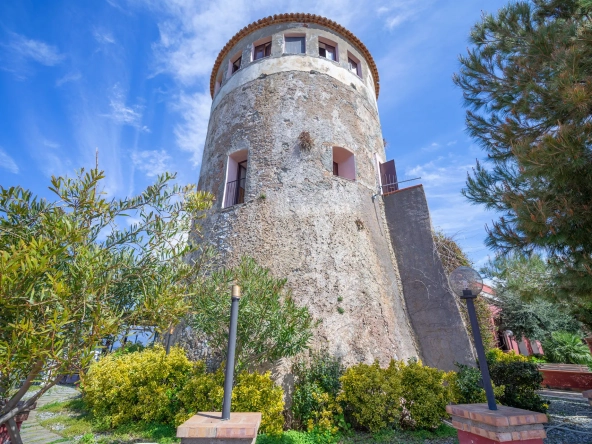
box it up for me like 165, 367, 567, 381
446, 404, 547, 443
177, 412, 261, 444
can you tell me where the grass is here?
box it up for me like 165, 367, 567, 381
37, 399, 178, 443
38, 401, 457, 444
257, 425, 458, 444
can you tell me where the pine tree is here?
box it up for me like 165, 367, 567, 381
454, 1, 592, 303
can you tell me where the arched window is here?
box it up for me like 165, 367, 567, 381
223, 150, 248, 208
332, 147, 355, 180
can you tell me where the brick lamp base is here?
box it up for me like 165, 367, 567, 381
446, 404, 547, 444
176, 412, 262, 444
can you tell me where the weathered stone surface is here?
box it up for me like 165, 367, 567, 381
383, 185, 474, 370
196, 66, 418, 366
192, 19, 471, 372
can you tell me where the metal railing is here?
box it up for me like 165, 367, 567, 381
380, 176, 421, 195
224, 178, 246, 208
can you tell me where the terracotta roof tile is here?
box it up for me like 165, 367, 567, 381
209, 13, 380, 99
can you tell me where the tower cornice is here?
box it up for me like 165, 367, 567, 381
209, 12, 380, 99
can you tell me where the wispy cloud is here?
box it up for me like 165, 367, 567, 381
42, 138, 60, 148
4, 32, 65, 66
377, 0, 433, 29
93, 29, 116, 45
102, 85, 150, 132
56, 71, 82, 86
131, 149, 171, 176
173, 92, 211, 166
404, 155, 493, 257
0, 147, 19, 174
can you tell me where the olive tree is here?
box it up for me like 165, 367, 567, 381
0, 169, 213, 443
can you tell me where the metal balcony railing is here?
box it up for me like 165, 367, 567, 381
224, 178, 246, 208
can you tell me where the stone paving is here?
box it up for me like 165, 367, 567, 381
20, 385, 79, 444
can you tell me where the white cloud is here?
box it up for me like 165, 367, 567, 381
131, 150, 171, 176
102, 85, 150, 132
5, 32, 65, 66
42, 138, 60, 148
0, 147, 19, 174
404, 155, 494, 258
173, 91, 212, 166
376, 0, 432, 29
93, 29, 116, 45
56, 71, 82, 86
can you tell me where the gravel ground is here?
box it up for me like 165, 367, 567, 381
543, 396, 592, 444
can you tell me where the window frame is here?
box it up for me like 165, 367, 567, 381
347, 52, 362, 78
228, 51, 243, 77
253, 41, 272, 61
284, 34, 306, 54
318, 37, 338, 62
332, 146, 356, 181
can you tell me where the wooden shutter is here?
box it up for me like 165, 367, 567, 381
285, 37, 305, 54
380, 160, 398, 193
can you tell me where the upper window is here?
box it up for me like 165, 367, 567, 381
232, 56, 242, 74
332, 147, 355, 181
319, 41, 336, 61
254, 41, 271, 60
347, 52, 361, 77
285, 36, 305, 54
228, 52, 242, 77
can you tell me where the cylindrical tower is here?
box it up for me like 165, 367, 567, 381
196, 13, 419, 365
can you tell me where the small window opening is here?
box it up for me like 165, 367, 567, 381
254, 41, 271, 60
214, 71, 223, 94
347, 52, 361, 77
319, 41, 336, 61
232, 56, 242, 74
285, 36, 305, 54
332, 147, 355, 180
223, 150, 248, 208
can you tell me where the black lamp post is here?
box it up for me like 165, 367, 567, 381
221, 284, 241, 420
449, 266, 497, 411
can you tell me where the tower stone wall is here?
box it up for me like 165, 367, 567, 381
194, 14, 473, 369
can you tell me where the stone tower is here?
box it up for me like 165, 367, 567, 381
196, 13, 474, 370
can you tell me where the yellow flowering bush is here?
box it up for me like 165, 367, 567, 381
232, 371, 285, 436
83, 346, 194, 427
486, 348, 527, 364
83, 347, 286, 435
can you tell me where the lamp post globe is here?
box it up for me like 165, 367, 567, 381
449, 266, 483, 298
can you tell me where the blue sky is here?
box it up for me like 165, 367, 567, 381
0, 0, 509, 267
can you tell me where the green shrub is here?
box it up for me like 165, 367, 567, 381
542, 331, 592, 365
338, 361, 401, 433
83, 345, 194, 427
398, 360, 456, 430
488, 361, 548, 413
291, 351, 345, 434
338, 359, 454, 432
452, 364, 505, 404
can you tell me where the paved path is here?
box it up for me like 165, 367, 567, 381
20, 385, 79, 444
538, 388, 589, 402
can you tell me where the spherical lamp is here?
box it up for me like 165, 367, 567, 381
449, 266, 483, 298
